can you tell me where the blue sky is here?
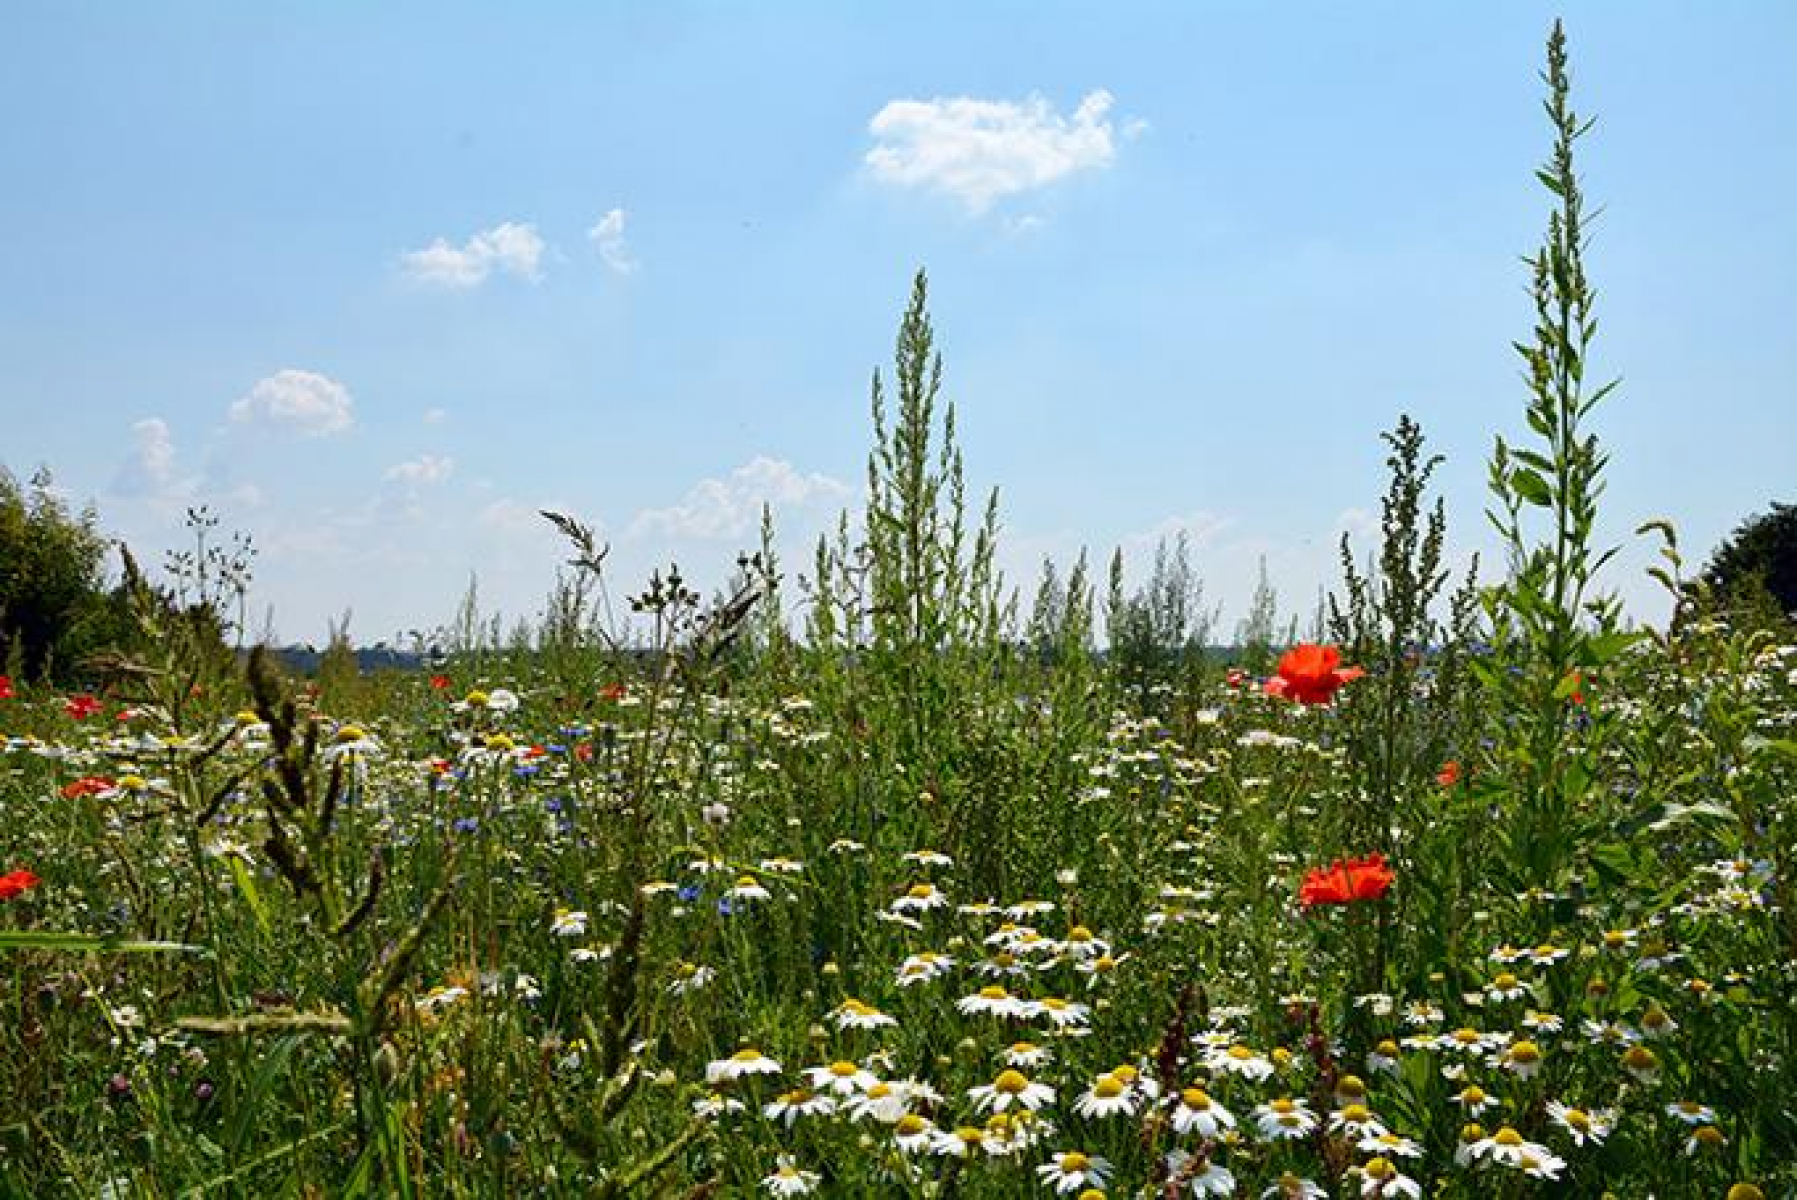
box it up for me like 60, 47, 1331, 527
3, 2, 1793, 644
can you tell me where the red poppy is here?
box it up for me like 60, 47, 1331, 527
0, 869, 41, 901
1264, 644, 1365, 706
0, 675, 13, 700
574, 742, 594, 762
60, 776, 115, 800
64, 693, 102, 720
1226, 668, 1248, 689
599, 682, 627, 703
1565, 671, 1587, 706
1436, 760, 1461, 787
1299, 852, 1394, 908
430, 674, 452, 691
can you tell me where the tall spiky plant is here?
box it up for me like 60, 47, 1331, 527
1481, 20, 1638, 891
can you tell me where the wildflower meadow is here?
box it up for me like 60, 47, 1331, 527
3, 23, 1795, 1200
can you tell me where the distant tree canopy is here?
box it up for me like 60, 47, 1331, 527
0, 466, 123, 682
1698, 501, 1797, 623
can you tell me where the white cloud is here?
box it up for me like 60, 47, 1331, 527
866, 89, 1123, 213
229, 369, 355, 437
588, 207, 637, 274
630, 457, 852, 542
400, 221, 546, 288
383, 455, 455, 485
423, 407, 448, 425
113, 417, 189, 500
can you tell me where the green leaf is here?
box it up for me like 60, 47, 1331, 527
0, 931, 210, 955
1510, 467, 1553, 507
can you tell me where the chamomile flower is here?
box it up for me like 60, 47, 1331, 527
1036, 1150, 1113, 1195
804, 1060, 877, 1095
1359, 1131, 1423, 1160
1486, 971, 1530, 1002
931, 1125, 990, 1158
1074, 1072, 1141, 1119
1545, 1100, 1615, 1146
1471, 1127, 1563, 1178
1451, 1085, 1496, 1117
830, 998, 897, 1030
705, 1048, 782, 1084
891, 882, 948, 913
692, 1092, 745, 1120
1002, 1041, 1053, 1068
903, 848, 953, 868
763, 1088, 836, 1126
895, 952, 955, 986
966, 1068, 1055, 1113
1640, 1004, 1678, 1039
1666, 1100, 1717, 1125
893, 1113, 938, 1152
1262, 1173, 1328, 1199
726, 875, 771, 903
668, 962, 715, 996
1035, 996, 1091, 1028
1164, 1151, 1236, 1197
1329, 1103, 1388, 1139
1366, 1039, 1402, 1075
761, 1155, 819, 1196
956, 985, 1033, 1019
1254, 1096, 1318, 1140
550, 908, 588, 937
1168, 1087, 1235, 1137
843, 1080, 910, 1124
1502, 1039, 1544, 1078
1685, 1124, 1727, 1155
1620, 1045, 1661, 1083
1521, 1009, 1563, 1034
1351, 1156, 1422, 1197
1208, 1043, 1276, 1080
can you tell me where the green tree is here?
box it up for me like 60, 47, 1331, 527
1697, 501, 1797, 625
0, 465, 117, 682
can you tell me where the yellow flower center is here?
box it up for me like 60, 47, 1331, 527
1451, 1027, 1481, 1046
1494, 1127, 1524, 1147
1270, 1097, 1296, 1114
829, 1061, 857, 1078
1564, 1108, 1591, 1130
907, 883, 934, 899
1375, 1039, 1399, 1057
1460, 1087, 1486, 1106
1341, 1103, 1372, 1122
1068, 925, 1093, 942
464, 690, 489, 707
895, 1114, 927, 1136
1622, 1046, 1659, 1069
866, 1082, 891, 1099
731, 1048, 763, 1062
979, 986, 1009, 1001
1180, 1087, 1212, 1110
1509, 1040, 1541, 1063
1694, 1126, 1725, 1147
993, 1069, 1029, 1094
1094, 1075, 1125, 1099
1227, 1044, 1255, 1060
1336, 1073, 1367, 1099
1493, 972, 1518, 990
118, 774, 148, 790
1059, 1151, 1091, 1171
1363, 1157, 1394, 1179
734, 875, 760, 890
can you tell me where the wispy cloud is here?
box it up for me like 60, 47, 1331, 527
400, 221, 546, 288
588, 208, 637, 274
112, 417, 189, 501
630, 457, 851, 542
229, 369, 355, 437
866, 89, 1127, 213
383, 455, 455, 486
